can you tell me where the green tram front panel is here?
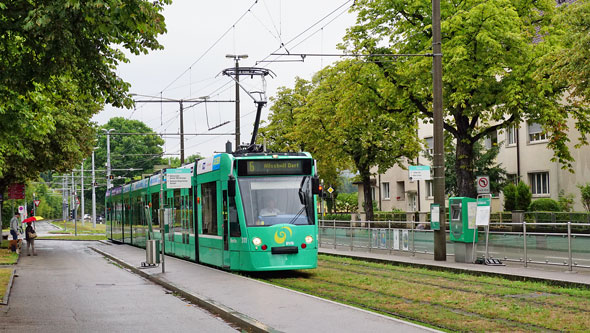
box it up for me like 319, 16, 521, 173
449, 197, 478, 243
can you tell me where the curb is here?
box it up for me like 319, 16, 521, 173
1, 268, 15, 305
319, 250, 590, 289
89, 246, 280, 333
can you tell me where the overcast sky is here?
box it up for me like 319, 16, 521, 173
95, 0, 356, 160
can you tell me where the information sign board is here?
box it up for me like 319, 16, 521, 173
408, 165, 431, 181
430, 203, 440, 230
166, 168, 192, 189
476, 197, 491, 226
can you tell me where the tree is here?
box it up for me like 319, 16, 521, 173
94, 118, 165, 187
262, 60, 422, 220
578, 184, 590, 212
503, 183, 517, 211
543, 0, 590, 115
436, 137, 507, 197
345, 0, 579, 198
503, 181, 531, 211
0, 0, 169, 219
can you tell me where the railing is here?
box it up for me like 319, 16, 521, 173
318, 219, 590, 271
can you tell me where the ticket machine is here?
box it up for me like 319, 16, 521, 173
449, 197, 478, 262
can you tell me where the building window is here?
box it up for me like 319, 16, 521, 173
425, 137, 434, 156
484, 130, 498, 149
528, 122, 547, 143
507, 126, 517, 146
396, 181, 405, 201
371, 186, 376, 201
382, 182, 390, 200
529, 172, 549, 195
425, 180, 433, 198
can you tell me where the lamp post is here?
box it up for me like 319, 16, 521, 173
225, 54, 248, 148
103, 129, 115, 189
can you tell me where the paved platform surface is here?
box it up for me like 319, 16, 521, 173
91, 242, 437, 333
319, 247, 590, 287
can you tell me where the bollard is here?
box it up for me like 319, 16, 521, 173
568, 221, 573, 272
523, 221, 527, 268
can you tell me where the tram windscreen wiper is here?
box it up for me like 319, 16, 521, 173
287, 206, 305, 225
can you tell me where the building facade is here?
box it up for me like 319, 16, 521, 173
358, 117, 590, 215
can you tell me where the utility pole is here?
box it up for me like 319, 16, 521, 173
81, 161, 85, 226
226, 54, 248, 148
72, 172, 77, 236
92, 149, 97, 228
104, 129, 115, 190
63, 175, 67, 224
180, 100, 185, 164
432, 0, 446, 261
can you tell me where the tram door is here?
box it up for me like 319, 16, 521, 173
166, 189, 193, 258
222, 190, 230, 268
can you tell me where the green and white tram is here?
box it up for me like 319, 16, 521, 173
106, 152, 319, 271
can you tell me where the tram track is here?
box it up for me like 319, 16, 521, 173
318, 259, 590, 313
320, 256, 589, 298
264, 273, 555, 332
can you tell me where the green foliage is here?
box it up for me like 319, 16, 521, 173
578, 183, 590, 212
503, 183, 517, 212
558, 190, 574, 212
335, 192, 358, 213
344, 0, 577, 197
529, 198, 562, 212
516, 182, 532, 211
322, 214, 352, 221
261, 61, 422, 220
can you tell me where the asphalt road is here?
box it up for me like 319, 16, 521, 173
0, 240, 237, 332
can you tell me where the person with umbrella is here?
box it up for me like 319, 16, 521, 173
22, 217, 37, 256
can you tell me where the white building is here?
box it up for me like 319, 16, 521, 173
358, 117, 590, 214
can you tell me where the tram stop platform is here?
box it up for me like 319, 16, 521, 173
319, 248, 590, 288
90, 242, 437, 333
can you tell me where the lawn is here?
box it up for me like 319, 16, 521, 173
38, 235, 106, 241
50, 220, 106, 234
254, 254, 590, 332
0, 268, 12, 301
0, 248, 18, 265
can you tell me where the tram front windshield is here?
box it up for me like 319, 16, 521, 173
239, 176, 314, 227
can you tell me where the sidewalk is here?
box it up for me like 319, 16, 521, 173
90, 242, 438, 333
319, 247, 590, 287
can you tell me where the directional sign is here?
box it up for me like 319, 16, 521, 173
8, 183, 25, 200
409, 165, 431, 181
476, 176, 490, 194
166, 168, 192, 189
34, 200, 41, 207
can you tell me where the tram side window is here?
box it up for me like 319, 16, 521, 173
229, 196, 240, 237
201, 182, 218, 235
151, 193, 159, 227
174, 189, 181, 228
188, 188, 194, 234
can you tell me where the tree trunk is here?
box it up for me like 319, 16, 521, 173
455, 139, 477, 198
361, 171, 374, 221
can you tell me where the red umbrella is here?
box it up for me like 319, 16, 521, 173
22, 216, 36, 223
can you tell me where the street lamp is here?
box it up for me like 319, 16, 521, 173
102, 129, 116, 190
226, 54, 248, 148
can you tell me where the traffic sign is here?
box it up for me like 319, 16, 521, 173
34, 200, 41, 207
327, 187, 334, 194
476, 176, 490, 194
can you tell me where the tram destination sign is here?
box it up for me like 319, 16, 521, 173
166, 168, 192, 189
238, 159, 311, 176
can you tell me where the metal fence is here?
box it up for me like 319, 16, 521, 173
318, 219, 590, 271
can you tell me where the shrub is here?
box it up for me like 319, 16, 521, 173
515, 181, 531, 211
578, 183, 590, 212
529, 198, 561, 212
503, 183, 516, 211
558, 190, 574, 212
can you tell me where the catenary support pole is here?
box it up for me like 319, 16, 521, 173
432, 0, 446, 261
81, 161, 85, 226
92, 150, 97, 228
180, 100, 185, 164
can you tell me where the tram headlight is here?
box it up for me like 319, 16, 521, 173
252, 237, 262, 246
305, 235, 313, 244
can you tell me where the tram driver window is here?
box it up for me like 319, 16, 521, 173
201, 182, 218, 235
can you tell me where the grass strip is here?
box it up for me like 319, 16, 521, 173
319, 259, 590, 312
38, 235, 106, 241
51, 220, 106, 234
0, 249, 18, 265
0, 268, 12, 301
